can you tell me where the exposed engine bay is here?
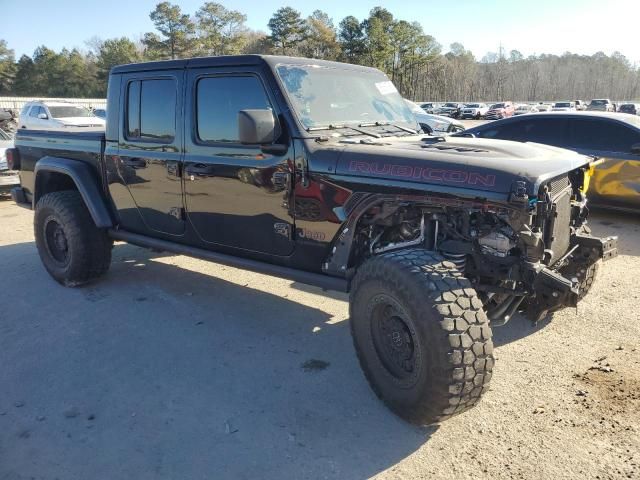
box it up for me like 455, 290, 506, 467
337, 166, 618, 324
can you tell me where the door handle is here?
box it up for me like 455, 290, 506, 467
185, 163, 216, 176
122, 158, 146, 169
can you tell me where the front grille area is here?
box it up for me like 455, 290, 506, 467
546, 174, 571, 199
540, 174, 573, 264
546, 187, 572, 264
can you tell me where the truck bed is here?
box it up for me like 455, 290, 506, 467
15, 129, 105, 203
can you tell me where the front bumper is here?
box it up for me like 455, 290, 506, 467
525, 233, 618, 321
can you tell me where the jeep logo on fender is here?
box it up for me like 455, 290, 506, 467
348, 161, 496, 187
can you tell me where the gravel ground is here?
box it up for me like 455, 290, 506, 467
0, 196, 638, 480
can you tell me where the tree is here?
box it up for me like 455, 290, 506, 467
338, 16, 364, 63
362, 7, 395, 71
195, 2, 248, 55
0, 39, 16, 94
242, 30, 272, 54
301, 10, 339, 60
144, 2, 195, 59
12, 55, 36, 95
96, 38, 141, 93
267, 7, 306, 55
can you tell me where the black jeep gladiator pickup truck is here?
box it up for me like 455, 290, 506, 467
8, 55, 617, 425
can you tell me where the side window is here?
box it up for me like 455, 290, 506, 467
126, 78, 176, 142
29, 106, 42, 118
515, 118, 568, 145
196, 75, 272, 143
476, 121, 523, 140
569, 119, 640, 152
126, 81, 140, 137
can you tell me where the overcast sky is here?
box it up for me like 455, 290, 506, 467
3, 0, 640, 63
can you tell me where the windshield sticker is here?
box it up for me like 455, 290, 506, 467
375, 81, 398, 95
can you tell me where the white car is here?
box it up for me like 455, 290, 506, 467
551, 101, 576, 112
0, 128, 19, 194
405, 100, 465, 134
459, 103, 489, 119
18, 101, 105, 131
514, 104, 539, 115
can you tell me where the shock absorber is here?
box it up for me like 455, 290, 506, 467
442, 252, 467, 271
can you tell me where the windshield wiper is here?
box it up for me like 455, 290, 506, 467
358, 121, 418, 134
306, 124, 381, 138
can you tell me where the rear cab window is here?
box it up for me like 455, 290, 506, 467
125, 78, 177, 142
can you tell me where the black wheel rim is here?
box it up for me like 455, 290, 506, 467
44, 217, 70, 266
370, 298, 418, 381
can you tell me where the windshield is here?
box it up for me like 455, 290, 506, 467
554, 102, 571, 107
490, 103, 505, 109
465, 104, 480, 108
48, 106, 93, 118
443, 103, 458, 108
276, 64, 417, 130
590, 99, 607, 105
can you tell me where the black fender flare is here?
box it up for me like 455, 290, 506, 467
34, 156, 113, 228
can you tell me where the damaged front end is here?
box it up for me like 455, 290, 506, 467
333, 158, 619, 325
471, 161, 618, 323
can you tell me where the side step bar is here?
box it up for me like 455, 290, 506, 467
108, 229, 349, 293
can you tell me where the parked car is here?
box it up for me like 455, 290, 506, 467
618, 103, 640, 115
93, 108, 107, 119
514, 104, 538, 115
485, 102, 515, 120
7, 54, 616, 426
455, 111, 640, 211
437, 102, 464, 118
459, 103, 489, 119
574, 100, 587, 111
0, 108, 17, 134
552, 101, 576, 112
18, 101, 105, 130
587, 99, 615, 112
0, 128, 19, 194
405, 100, 466, 133
419, 102, 440, 113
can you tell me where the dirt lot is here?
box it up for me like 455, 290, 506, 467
0, 196, 638, 480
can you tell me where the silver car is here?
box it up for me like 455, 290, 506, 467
0, 129, 19, 194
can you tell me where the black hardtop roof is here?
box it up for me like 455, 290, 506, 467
110, 54, 380, 75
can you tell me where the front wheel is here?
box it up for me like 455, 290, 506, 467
349, 249, 494, 425
34, 190, 112, 286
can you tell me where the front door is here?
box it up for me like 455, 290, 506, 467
116, 71, 185, 236
567, 117, 640, 210
183, 68, 294, 256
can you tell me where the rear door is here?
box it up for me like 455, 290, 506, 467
116, 71, 185, 235
183, 66, 295, 256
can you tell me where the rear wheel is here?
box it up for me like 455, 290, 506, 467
34, 190, 112, 286
350, 249, 494, 425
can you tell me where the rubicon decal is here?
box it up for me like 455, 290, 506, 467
348, 161, 496, 187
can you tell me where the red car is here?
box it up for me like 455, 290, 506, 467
485, 102, 515, 120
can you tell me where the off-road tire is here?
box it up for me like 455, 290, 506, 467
34, 190, 112, 286
349, 248, 494, 425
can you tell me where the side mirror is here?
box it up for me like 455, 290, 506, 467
632, 143, 640, 155
37, 113, 48, 120
238, 109, 278, 145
